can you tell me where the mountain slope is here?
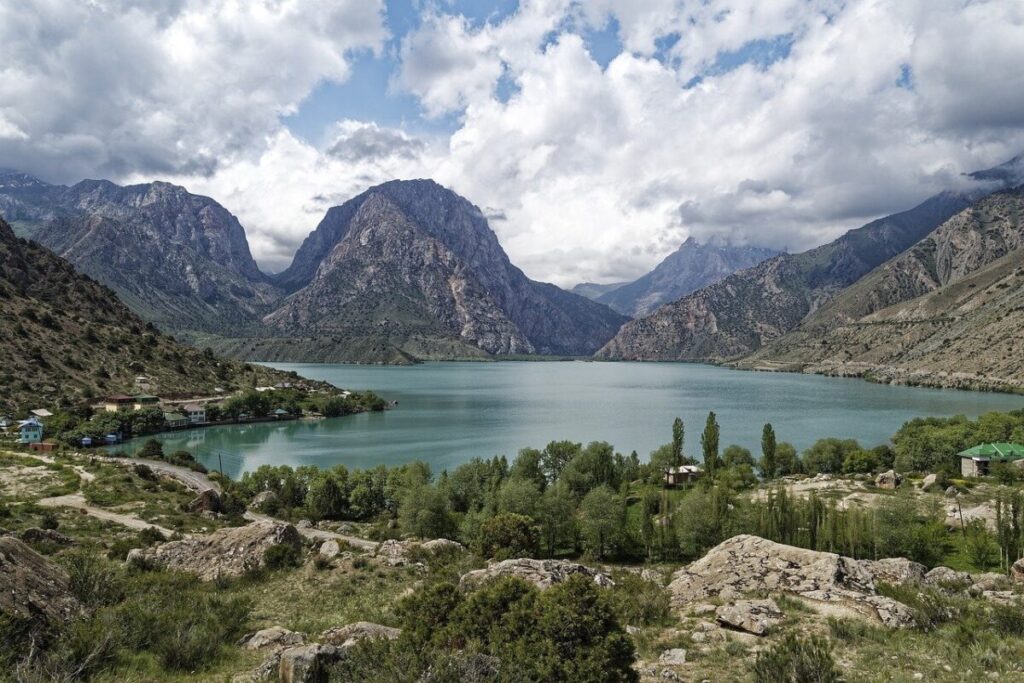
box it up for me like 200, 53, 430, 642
736, 187, 1024, 390
596, 189, 978, 361
0, 173, 279, 337
592, 238, 780, 317
0, 217, 314, 413
571, 281, 628, 301
263, 180, 628, 361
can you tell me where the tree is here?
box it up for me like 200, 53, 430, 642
802, 438, 860, 475
760, 423, 777, 480
701, 412, 720, 474
478, 512, 541, 560
842, 449, 881, 474
137, 438, 163, 459
671, 418, 684, 467
496, 478, 542, 517
398, 484, 454, 539
538, 483, 577, 557
578, 486, 624, 560
722, 444, 754, 468
510, 448, 547, 491
307, 474, 346, 521
775, 442, 801, 476
541, 440, 582, 483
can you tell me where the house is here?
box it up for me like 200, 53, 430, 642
133, 395, 160, 411
80, 436, 93, 447
959, 443, 1024, 477
104, 433, 122, 445
663, 464, 703, 487
104, 395, 135, 412
273, 408, 289, 419
17, 417, 44, 444
183, 403, 206, 425
164, 412, 189, 429
30, 408, 53, 419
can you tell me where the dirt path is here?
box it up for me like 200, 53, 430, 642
37, 492, 175, 536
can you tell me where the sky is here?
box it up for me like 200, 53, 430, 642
2, 0, 1024, 285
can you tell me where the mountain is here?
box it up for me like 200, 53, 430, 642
257, 180, 628, 362
596, 189, 978, 361
0, 172, 279, 338
588, 238, 780, 318
735, 187, 1024, 391
0, 217, 312, 413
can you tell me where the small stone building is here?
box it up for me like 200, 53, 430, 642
959, 443, 1024, 477
664, 464, 703, 487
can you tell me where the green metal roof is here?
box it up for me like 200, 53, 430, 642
959, 443, 1024, 460
163, 412, 187, 422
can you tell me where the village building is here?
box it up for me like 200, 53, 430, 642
959, 443, 1024, 477
273, 408, 290, 419
17, 417, 44, 444
104, 394, 136, 412
183, 403, 207, 425
133, 395, 160, 411
663, 464, 704, 487
163, 412, 189, 429
30, 408, 53, 419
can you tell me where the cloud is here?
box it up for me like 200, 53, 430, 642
0, 0, 387, 183
325, 121, 427, 162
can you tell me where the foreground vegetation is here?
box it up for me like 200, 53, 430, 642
2, 408, 1024, 681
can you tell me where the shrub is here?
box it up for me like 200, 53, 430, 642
263, 543, 301, 570
606, 571, 671, 627
133, 463, 156, 481
64, 553, 125, 608
751, 633, 840, 683
40, 509, 60, 530
991, 603, 1024, 636
137, 439, 163, 459
477, 512, 540, 560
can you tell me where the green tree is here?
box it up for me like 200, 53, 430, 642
802, 438, 860, 475
760, 423, 777, 480
701, 412, 720, 474
541, 440, 582, 483
307, 474, 346, 521
538, 483, 577, 557
137, 438, 163, 459
496, 478, 542, 518
671, 417, 685, 467
578, 486, 624, 559
478, 512, 541, 560
398, 484, 454, 539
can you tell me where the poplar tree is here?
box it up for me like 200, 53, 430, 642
761, 423, 778, 480
671, 417, 685, 467
701, 411, 720, 474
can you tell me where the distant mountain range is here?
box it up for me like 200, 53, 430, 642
0, 216, 305, 412
573, 238, 780, 317
0, 173, 625, 363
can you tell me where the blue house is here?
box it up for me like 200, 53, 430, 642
18, 417, 44, 444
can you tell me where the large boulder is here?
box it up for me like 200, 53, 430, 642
460, 558, 613, 591
0, 536, 81, 624
127, 520, 302, 580
668, 535, 915, 629
278, 644, 344, 683
320, 621, 401, 648
875, 470, 903, 490
250, 490, 278, 511
715, 599, 783, 636
1012, 557, 1024, 584
862, 557, 927, 586
19, 527, 74, 546
188, 488, 222, 514
920, 474, 938, 491
244, 626, 306, 651
923, 566, 973, 590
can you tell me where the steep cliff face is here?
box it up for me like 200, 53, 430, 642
4, 176, 279, 335
266, 180, 627, 360
737, 187, 1024, 390
591, 239, 780, 318
596, 190, 976, 361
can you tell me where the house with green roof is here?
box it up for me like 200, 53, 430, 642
959, 442, 1024, 477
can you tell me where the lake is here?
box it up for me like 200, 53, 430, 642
124, 362, 1024, 478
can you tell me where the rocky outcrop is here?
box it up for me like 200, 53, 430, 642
372, 538, 465, 566
278, 644, 344, 683
715, 599, 783, 636
584, 238, 780, 318
0, 536, 81, 623
19, 527, 74, 545
265, 180, 627, 361
1012, 558, 1024, 584
127, 520, 302, 580
189, 489, 222, 513
667, 535, 915, 628
459, 558, 613, 591
861, 557, 926, 585
875, 470, 903, 490
319, 622, 401, 648
244, 627, 306, 651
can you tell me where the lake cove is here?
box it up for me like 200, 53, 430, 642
127, 361, 1024, 479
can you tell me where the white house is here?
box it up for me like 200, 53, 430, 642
183, 403, 207, 425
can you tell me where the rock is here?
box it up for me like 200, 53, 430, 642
641, 568, 666, 585
668, 535, 915, 629
126, 520, 302, 580
982, 591, 1023, 606
373, 538, 465, 567
0, 536, 81, 624
460, 558, 614, 591
188, 488, 222, 513
19, 527, 74, 545
278, 644, 344, 683
659, 649, 687, 666
318, 540, 341, 559
875, 470, 903, 489
945, 486, 959, 498
296, 520, 313, 530
320, 622, 401, 648
626, 625, 640, 635
244, 626, 305, 651
1011, 558, 1024, 584
920, 474, 937, 491
969, 572, 1009, 594
924, 566, 973, 590
862, 557, 927, 585
715, 599, 783, 636
250, 490, 277, 511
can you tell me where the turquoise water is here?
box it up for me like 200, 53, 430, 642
125, 362, 1024, 479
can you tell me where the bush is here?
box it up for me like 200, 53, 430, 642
477, 512, 540, 560
751, 633, 840, 683
263, 543, 301, 570
64, 553, 125, 608
40, 509, 60, 530
137, 439, 163, 459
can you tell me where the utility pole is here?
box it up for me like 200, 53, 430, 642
218, 451, 224, 477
